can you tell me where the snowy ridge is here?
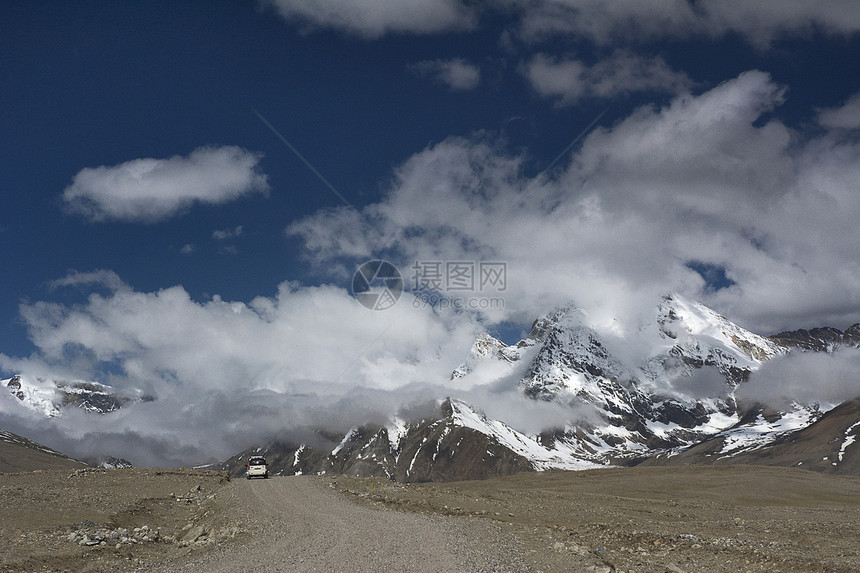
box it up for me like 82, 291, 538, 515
659, 294, 783, 366
713, 405, 824, 458
451, 333, 510, 378
449, 400, 602, 470
2, 375, 61, 417
450, 332, 539, 389
96, 457, 134, 469
444, 293, 832, 470
331, 428, 358, 456
638, 294, 784, 398
2, 374, 135, 417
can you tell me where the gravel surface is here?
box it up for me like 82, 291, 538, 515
332, 466, 860, 573
0, 467, 232, 572
3, 465, 860, 572
158, 475, 528, 572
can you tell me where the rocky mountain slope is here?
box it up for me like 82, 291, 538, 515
211, 397, 599, 481
0, 428, 87, 472
769, 324, 860, 352
645, 397, 860, 475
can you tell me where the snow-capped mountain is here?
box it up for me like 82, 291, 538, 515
212, 398, 601, 482
1, 374, 143, 417
646, 398, 860, 475
214, 294, 860, 481
448, 294, 794, 465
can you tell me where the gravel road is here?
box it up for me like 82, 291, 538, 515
7, 465, 856, 572
158, 476, 527, 573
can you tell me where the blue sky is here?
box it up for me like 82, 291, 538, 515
2, 1, 860, 464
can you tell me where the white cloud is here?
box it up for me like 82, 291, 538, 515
411, 58, 481, 91
264, 1, 860, 45
525, 51, 693, 105
0, 275, 487, 465
213, 225, 244, 240
519, 0, 860, 46
289, 71, 860, 336
265, 0, 477, 38
47, 269, 127, 292
2, 267, 603, 465
818, 92, 860, 130
701, 0, 860, 46
16, 279, 478, 397
520, 0, 700, 45
738, 349, 860, 409
62, 146, 269, 223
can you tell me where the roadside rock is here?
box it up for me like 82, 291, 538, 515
181, 525, 206, 544
65, 524, 160, 547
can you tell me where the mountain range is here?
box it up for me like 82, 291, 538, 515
3, 294, 859, 481
210, 294, 860, 481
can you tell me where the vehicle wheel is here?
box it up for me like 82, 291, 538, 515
246, 475, 250, 479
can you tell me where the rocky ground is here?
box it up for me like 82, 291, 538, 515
1, 465, 859, 572
332, 465, 860, 573
0, 467, 236, 572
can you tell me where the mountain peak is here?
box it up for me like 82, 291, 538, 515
658, 293, 782, 365
526, 304, 586, 341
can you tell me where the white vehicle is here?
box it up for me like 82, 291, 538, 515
246, 455, 268, 479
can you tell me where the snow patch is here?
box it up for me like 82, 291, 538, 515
385, 418, 409, 452
716, 406, 821, 456
838, 421, 860, 462
332, 428, 357, 456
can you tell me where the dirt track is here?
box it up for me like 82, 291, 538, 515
159, 476, 527, 572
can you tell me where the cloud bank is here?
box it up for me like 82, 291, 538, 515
289, 72, 860, 335
62, 146, 269, 223
0, 271, 492, 464
739, 349, 860, 409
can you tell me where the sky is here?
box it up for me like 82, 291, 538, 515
2, 1, 860, 465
